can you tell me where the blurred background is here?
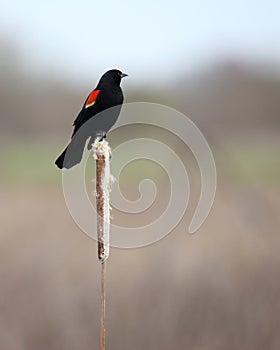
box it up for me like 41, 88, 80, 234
1, 1, 280, 349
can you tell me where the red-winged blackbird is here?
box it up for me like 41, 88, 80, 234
55, 69, 127, 169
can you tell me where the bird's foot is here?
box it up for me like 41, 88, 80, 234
99, 131, 107, 141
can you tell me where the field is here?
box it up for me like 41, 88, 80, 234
1, 142, 280, 349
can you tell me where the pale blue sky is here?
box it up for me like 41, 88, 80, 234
0, 0, 279, 85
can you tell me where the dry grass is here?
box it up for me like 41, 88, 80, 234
1, 183, 280, 350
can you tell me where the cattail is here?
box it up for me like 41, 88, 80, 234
94, 139, 111, 262
93, 139, 112, 350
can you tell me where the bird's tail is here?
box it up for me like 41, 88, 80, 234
55, 138, 85, 169
55, 147, 68, 169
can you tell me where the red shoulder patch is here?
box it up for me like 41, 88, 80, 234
85, 89, 100, 108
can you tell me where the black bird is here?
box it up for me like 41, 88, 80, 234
55, 69, 127, 169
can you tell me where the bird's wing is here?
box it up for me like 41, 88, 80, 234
84, 89, 101, 109
73, 89, 101, 128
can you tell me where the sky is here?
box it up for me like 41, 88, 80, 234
0, 0, 280, 85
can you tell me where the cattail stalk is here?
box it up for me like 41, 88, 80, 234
93, 139, 111, 350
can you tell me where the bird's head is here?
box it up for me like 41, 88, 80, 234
100, 69, 128, 86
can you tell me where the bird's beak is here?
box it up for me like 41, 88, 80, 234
120, 72, 128, 78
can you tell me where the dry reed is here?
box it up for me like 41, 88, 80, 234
94, 139, 111, 350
